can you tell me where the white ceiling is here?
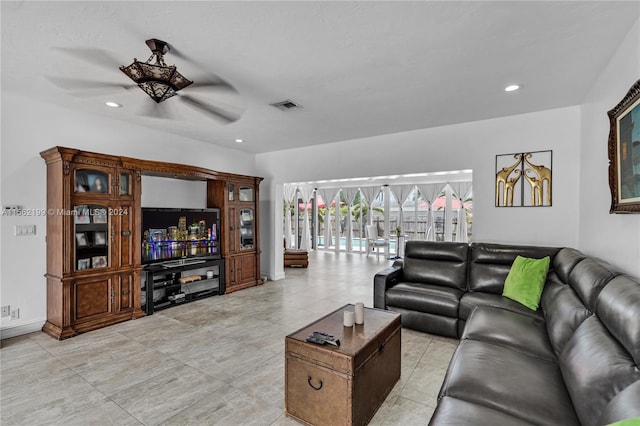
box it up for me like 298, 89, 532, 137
2, 1, 638, 154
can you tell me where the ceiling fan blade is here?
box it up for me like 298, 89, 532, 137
45, 76, 136, 92
189, 79, 238, 93
178, 94, 241, 123
139, 100, 173, 120
165, 43, 239, 90
165, 43, 194, 64
53, 47, 125, 70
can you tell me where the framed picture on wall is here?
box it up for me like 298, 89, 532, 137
495, 150, 552, 207
608, 78, 640, 213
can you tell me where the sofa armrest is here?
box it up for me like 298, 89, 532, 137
374, 265, 403, 309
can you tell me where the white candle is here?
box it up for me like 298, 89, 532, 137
343, 310, 355, 327
355, 302, 365, 324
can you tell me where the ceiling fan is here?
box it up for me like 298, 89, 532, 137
47, 39, 243, 123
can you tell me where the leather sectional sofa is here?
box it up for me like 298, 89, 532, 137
373, 241, 640, 425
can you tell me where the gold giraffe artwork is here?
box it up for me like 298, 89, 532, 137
495, 153, 523, 206
524, 169, 543, 206
523, 153, 552, 205
504, 170, 521, 206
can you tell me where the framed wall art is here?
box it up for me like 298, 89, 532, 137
495, 150, 552, 207
608, 79, 640, 213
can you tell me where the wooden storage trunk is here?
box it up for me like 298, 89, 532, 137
284, 249, 309, 268
285, 305, 401, 426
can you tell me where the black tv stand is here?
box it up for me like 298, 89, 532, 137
161, 258, 208, 269
141, 258, 225, 315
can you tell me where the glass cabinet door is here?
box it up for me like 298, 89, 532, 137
238, 186, 253, 202
228, 183, 235, 201
75, 169, 110, 194
119, 172, 131, 196
239, 208, 254, 250
75, 204, 110, 271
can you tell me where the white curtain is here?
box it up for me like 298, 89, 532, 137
283, 184, 297, 249
360, 186, 381, 225
450, 181, 472, 242
341, 187, 360, 252
316, 188, 339, 249
298, 185, 314, 250
417, 183, 445, 241
360, 185, 382, 255
389, 184, 414, 234
458, 188, 473, 242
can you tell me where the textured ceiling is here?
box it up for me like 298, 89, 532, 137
2, 1, 638, 154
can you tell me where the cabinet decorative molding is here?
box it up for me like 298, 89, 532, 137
207, 178, 263, 293
41, 146, 263, 339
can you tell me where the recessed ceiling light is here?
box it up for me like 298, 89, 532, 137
504, 85, 520, 92
105, 101, 122, 108
235, 138, 244, 143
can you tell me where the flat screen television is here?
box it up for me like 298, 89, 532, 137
141, 208, 221, 265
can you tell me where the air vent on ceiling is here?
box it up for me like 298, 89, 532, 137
270, 99, 302, 111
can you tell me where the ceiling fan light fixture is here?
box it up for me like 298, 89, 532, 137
120, 39, 193, 103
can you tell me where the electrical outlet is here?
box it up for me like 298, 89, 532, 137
1, 305, 10, 317
10, 309, 19, 320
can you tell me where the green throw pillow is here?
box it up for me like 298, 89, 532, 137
607, 418, 640, 426
502, 255, 550, 311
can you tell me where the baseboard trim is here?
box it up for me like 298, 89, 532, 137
1, 319, 45, 340
263, 271, 286, 281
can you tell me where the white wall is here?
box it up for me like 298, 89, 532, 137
0, 93, 256, 336
579, 18, 640, 277
256, 106, 582, 279
141, 176, 207, 208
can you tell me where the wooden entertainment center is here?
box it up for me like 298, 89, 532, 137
40, 146, 263, 339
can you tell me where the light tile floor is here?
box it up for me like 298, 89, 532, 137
1, 251, 457, 425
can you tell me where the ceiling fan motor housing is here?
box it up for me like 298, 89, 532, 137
120, 38, 192, 103
145, 38, 170, 56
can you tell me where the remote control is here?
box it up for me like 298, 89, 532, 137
305, 331, 341, 346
